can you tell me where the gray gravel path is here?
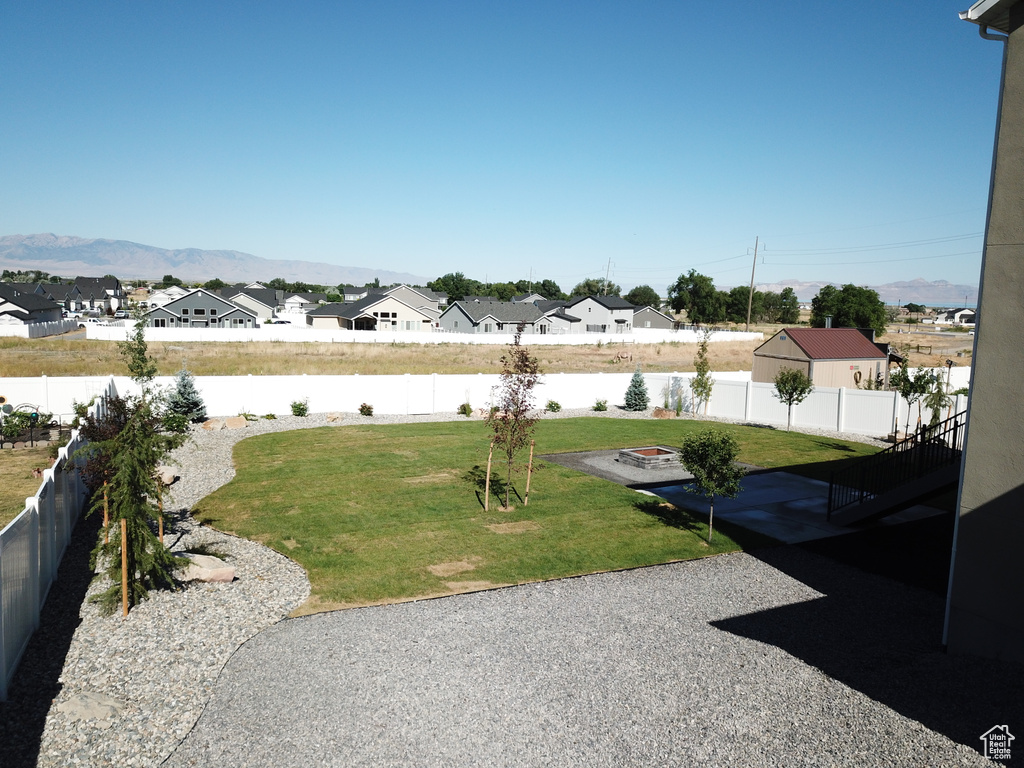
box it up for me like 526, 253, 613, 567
165, 550, 1004, 767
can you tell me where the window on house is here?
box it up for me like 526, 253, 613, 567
210, 308, 217, 316
181, 308, 189, 315
454, 321, 459, 328
497, 323, 504, 330
232, 318, 245, 326
153, 318, 166, 328
193, 308, 206, 316
373, 312, 379, 317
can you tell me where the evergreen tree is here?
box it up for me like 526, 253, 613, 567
167, 366, 207, 422
624, 365, 650, 411
88, 400, 183, 614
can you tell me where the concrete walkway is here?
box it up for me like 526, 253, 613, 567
542, 449, 943, 544
165, 546, 1019, 767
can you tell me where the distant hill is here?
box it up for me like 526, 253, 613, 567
752, 278, 979, 307
0, 234, 429, 287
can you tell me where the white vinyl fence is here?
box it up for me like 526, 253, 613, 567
646, 374, 968, 436
0, 379, 114, 701
0, 319, 80, 338
0, 368, 970, 437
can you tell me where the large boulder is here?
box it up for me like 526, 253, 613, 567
224, 416, 248, 430
177, 553, 236, 583
202, 418, 224, 431
326, 412, 343, 423
155, 465, 177, 486
652, 407, 676, 419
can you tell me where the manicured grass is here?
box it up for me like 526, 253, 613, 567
193, 419, 879, 613
0, 447, 51, 528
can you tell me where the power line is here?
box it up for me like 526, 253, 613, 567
767, 232, 981, 256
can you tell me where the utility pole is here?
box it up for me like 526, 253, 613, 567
745, 236, 759, 332
604, 258, 613, 294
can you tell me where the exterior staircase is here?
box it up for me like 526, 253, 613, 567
827, 412, 966, 526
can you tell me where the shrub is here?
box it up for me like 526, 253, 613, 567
624, 365, 650, 411
162, 412, 190, 434
291, 399, 309, 417
546, 400, 561, 412
457, 402, 473, 417
359, 403, 374, 416
593, 399, 608, 412
263, 413, 277, 420
238, 411, 257, 421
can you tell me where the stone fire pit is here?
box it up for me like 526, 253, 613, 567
618, 446, 679, 470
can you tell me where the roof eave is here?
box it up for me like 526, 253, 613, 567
960, 0, 1014, 32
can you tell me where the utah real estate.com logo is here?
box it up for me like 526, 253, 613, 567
980, 725, 1014, 761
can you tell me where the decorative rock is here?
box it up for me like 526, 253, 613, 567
56, 691, 125, 727
202, 419, 225, 431
652, 407, 676, 419
326, 412, 344, 423
224, 416, 248, 430
156, 465, 177, 486
179, 553, 236, 583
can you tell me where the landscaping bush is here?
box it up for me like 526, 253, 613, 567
263, 413, 277, 420
457, 402, 473, 417
546, 400, 561, 413
290, 400, 309, 417
359, 403, 374, 416
593, 399, 608, 412
162, 412, 190, 434
239, 411, 257, 421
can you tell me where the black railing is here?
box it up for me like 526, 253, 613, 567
827, 411, 966, 518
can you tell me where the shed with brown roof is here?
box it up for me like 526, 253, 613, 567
752, 327, 889, 388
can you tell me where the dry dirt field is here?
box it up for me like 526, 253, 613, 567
0, 323, 973, 378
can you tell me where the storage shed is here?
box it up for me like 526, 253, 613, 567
752, 327, 889, 388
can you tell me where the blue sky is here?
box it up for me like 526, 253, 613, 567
0, 1, 1003, 292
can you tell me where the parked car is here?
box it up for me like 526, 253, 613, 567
114, 310, 130, 319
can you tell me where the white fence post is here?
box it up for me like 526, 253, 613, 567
744, 380, 753, 422
837, 387, 846, 432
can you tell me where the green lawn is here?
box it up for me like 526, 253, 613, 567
193, 419, 879, 613
0, 447, 52, 528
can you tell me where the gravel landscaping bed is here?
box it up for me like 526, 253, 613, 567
0, 408, 891, 768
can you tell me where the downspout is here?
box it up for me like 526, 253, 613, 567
942, 19, 1008, 648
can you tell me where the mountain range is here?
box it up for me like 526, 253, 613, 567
0, 234, 429, 287
753, 278, 979, 306
0, 233, 979, 305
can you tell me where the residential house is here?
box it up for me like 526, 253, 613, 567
513, 292, 546, 304
0, 284, 63, 324
224, 288, 282, 320
282, 292, 328, 315
306, 295, 434, 331
633, 305, 675, 330
148, 285, 190, 308
752, 327, 890, 388
438, 300, 559, 334
144, 289, 257, 328
39, 283, 85, 312
564, 295, 636, 333
75, 276, 125, 312
342, 285, 380, 302
936, 308, 977, 325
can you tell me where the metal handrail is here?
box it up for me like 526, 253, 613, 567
827, 411, 966, 517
